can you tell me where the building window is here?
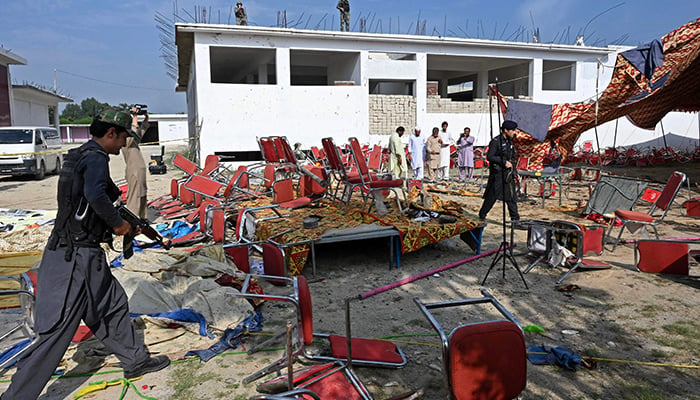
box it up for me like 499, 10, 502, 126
542, 60, 575, 91
369, 80, 415, 95
209, 47, 277, 84
290, 50, 360, 86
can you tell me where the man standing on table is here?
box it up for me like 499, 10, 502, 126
408, 126, 425, 180
388, 126, 407, 180
1, 109, 170, 400
478, 120, 520, 221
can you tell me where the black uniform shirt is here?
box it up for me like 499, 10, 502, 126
74, 140, 123, 229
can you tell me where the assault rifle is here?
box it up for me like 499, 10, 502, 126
118, 205, 172, 259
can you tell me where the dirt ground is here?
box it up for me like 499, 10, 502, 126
0, 144, 699, 400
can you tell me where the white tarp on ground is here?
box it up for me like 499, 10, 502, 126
1, 222, 257, 373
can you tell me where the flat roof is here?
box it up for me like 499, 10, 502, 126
12, 84, 73, 103
0, 47, 27, 66
175, 23, 615, 90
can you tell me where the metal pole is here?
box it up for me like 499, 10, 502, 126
488, 84, 494, 140
593, 60, 603, 167
660, 119, 669, 150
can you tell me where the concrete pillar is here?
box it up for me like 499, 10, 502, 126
258, 63, 268, 84
439, 79, 448, 98
476, 70, 489, 99
415, 52, 427, 128
530, 58, 543, 98
277, 48, 291, 86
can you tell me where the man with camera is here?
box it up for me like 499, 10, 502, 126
1, 109, 169, 399
122, 105, 149, 218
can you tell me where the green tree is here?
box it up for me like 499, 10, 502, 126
81, 97, 109, 118
61, 103, 83, 121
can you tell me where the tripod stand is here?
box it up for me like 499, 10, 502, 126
481, 163, 529, 289
481, 81, 528, 289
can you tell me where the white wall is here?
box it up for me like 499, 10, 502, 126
12, 98, 49, 126
193, 34, 369, 159
153, 117, 188, 143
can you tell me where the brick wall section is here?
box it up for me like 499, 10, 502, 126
426, 97, 492, 114
368, 94, 416, 135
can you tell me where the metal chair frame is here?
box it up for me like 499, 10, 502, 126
414, 289, 526, 400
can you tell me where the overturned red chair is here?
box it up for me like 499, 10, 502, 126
634, 239, 699, 275
221, 243, 406, 384
413, 288, 526, 400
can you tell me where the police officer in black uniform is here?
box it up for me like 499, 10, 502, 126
478, 120, 520, 221
2, 109, 170, 400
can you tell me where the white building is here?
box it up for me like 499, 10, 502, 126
0, 47, 73, 128
174, 24, 698, 162
60, 113, 188, 143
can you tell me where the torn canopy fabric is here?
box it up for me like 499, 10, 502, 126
502, 18, 700, 171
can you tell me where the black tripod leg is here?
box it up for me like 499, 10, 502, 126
505, 248, 529, 289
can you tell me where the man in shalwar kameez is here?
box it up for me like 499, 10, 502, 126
388, 126, 407, 179
408, 126, 425, 180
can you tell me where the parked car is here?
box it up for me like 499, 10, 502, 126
0, 127, 63, 179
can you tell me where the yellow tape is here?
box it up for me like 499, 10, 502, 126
0, 136, 198, 157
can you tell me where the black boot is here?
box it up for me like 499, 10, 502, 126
124, 355, 171, 379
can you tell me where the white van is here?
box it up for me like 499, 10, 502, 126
0, 127, 64, 179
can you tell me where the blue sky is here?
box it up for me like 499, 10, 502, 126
1, 1, 697, 114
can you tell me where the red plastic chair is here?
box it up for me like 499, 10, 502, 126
606, 171, 686, 251
348, 137, 406, 213
414, 289, 526, 400
634, 239, 696, 275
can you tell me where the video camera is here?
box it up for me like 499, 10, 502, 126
131, 104, 148, 115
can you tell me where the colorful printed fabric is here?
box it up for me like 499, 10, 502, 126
502, 19, 700, 168
245, 196, 482, 275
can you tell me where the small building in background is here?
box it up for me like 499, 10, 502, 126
0, 46, 73, 128
12, 84, 72, 127
60, 113, 188, 144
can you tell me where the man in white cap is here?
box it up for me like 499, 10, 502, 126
408, 126, 425, 180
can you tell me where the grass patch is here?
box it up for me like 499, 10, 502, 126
168, 362, 222, 400
653, 320, 700, 356
637, 303, 664, 318
621, 383, 667, 400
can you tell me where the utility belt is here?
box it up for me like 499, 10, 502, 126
48, 231, 103, 249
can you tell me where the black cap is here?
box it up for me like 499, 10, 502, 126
501, 120, 518, 130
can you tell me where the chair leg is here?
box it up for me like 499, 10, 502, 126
604, 221, 617, 252
556, 261, 581, 284
523, 254, 546, 274
612, 222, 627, 252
